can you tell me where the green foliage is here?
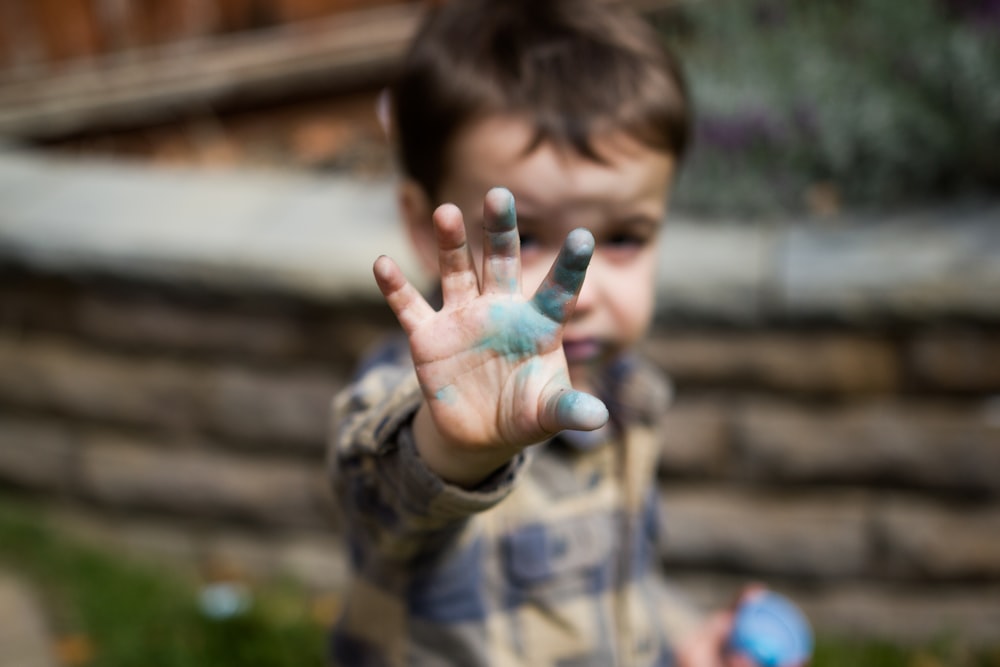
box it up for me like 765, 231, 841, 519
659, 0, 1000, 216
0, 500, 325, 667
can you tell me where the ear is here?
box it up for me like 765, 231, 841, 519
398, 179, 439, 277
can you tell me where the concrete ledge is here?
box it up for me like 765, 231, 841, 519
0, 149, 409, 300
0, 570, 55, 667
2, 149, 998, 322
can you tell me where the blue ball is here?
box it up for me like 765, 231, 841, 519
728, 591, 813, 667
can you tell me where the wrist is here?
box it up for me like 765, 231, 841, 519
412, 403, 520, 488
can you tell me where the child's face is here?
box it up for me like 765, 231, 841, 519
406, 116, 675, 393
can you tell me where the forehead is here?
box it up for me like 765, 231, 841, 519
440, 115, 675, 223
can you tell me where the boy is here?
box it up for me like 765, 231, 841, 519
329, 0, 753, 665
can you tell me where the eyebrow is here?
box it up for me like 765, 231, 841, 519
620, 214, 662, 230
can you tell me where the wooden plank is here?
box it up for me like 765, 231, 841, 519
0, 2, 421, 138
0, 0, 677, 140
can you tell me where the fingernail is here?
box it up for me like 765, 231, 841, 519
563, 229, 595, 268
487, 187, 516, 228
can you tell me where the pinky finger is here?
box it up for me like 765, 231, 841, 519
373, 255, 435, 334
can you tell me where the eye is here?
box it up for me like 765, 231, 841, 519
518, 231, 539, 249
600, 223, 658, 261
606, 232, 648, 248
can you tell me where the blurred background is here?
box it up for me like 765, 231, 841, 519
1, 1, 998, 665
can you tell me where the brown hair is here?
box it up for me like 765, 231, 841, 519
390, 0, 692, 202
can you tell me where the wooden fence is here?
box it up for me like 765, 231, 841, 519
0, 0, 677, 139
0, 0, 415, 73
0, 0, 422, 138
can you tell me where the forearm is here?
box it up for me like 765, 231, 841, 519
335, 418, 525, 562
330, 366, 525, 561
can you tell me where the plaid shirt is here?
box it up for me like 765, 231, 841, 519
327, 336, 698, 666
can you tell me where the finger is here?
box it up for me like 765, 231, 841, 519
481, 187, 521, 295
731, 583, 768, 611
373, 255, 435, 335
531, 228, 594, 323
539, 387, 608, 433
433, 203, 480, 305
681, 609, 736, 667
726, 655, 757, 667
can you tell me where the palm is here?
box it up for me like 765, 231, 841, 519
409, 295, 568, 448
373, 187, 607, 453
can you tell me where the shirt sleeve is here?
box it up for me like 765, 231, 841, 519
328, 342, 526, 565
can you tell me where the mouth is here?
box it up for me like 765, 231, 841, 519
562, 338, 603, 365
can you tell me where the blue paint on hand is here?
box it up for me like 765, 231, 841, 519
532, 228, 594, 322
479, 301, 559, 360
435, 384, 458, 404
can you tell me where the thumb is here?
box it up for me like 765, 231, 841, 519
540, 388, 609, 433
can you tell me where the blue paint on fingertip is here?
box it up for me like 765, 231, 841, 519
565, 228, 595, 261
556, 391, 609, 431
487, 187, 517, 228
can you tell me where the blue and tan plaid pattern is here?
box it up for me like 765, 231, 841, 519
327, 336, 698, 666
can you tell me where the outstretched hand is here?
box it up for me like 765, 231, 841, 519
373, 187, 608, 484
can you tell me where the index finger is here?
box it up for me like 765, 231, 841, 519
531, 228, 594, 323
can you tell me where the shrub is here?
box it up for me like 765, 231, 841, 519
659, 0, 1000, 217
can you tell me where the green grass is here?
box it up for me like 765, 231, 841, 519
1, 497, 998, 666
0, 499, 325, 667
813, 636, 1000, 667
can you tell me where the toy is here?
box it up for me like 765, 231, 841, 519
728, 591, 813, 667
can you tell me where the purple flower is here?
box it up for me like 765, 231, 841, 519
941, 0, 1000, 28
696, 110, 788, 153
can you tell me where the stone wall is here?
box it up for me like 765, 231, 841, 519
2, 264, 999, 645
1, 150, 999, 646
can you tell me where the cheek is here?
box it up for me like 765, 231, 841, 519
613, 262, 657, 331
518, 253, 559, 297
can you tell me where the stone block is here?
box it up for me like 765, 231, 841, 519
0, 335, 201, 431
735, 399, 1000, 494
0, 334, 344, 448
908, 328, 1000, 392
659, 486, 871, 579
200, 365, 340, 449
0, 418, 76, 490
657, 398, 733, 476
75, 293, 305, 360
79, 434, 332, 528
664, 574, 1000, 647
797, 582, 1000, 647
875, 496, 1000, 579
0, 270, 75, 334
643, 332, 899, 394
309, 306, 400, 367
